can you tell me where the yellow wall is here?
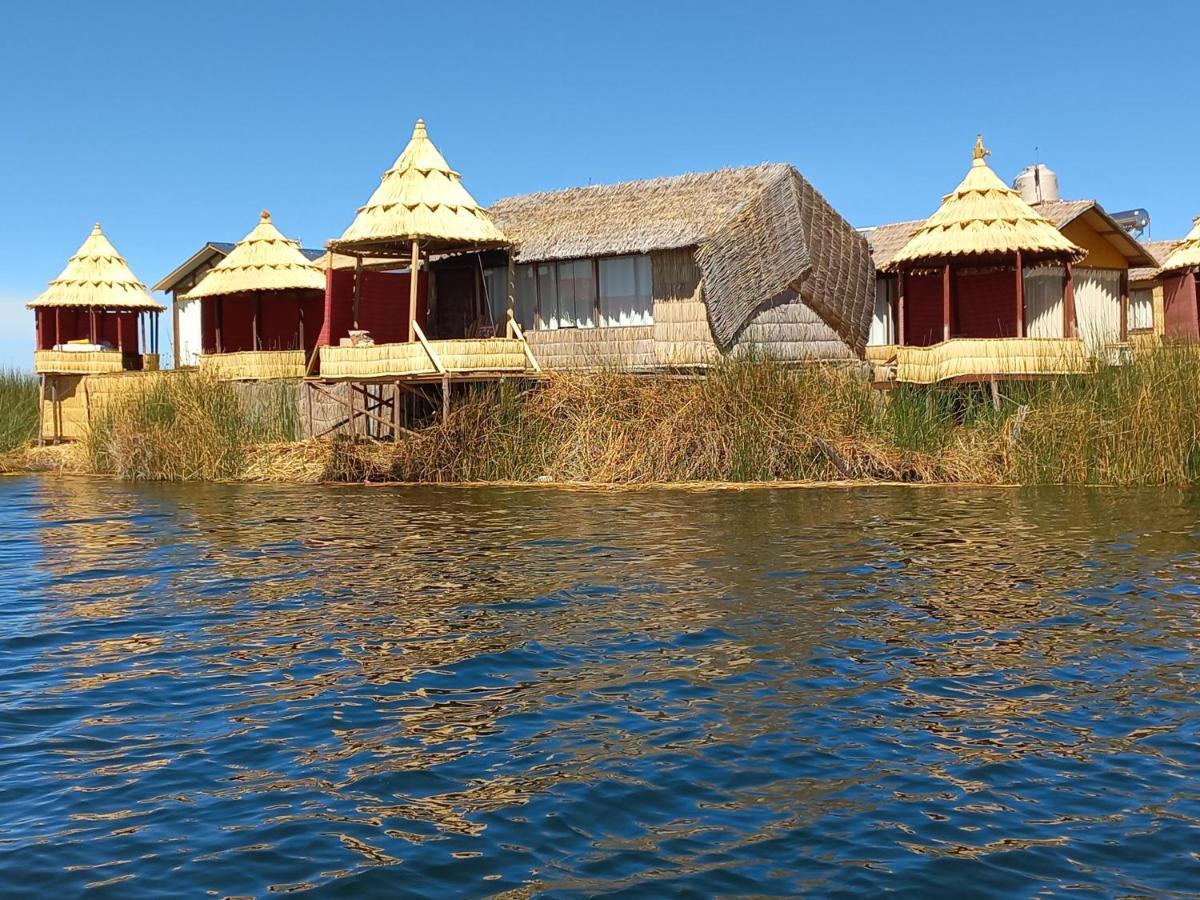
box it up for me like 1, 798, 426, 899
1060, 218, 1129, 270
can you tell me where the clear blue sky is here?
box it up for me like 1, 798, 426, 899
1, 0, 1196, 367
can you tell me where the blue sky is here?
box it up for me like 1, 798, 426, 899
1, 0, 1196, 367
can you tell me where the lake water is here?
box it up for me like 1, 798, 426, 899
2, 476, 1199, 897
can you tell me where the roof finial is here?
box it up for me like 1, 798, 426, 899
260, 209, 271, 223
91, 222, 102, 234
973, 134, 991, 164
413, 118, 427, 139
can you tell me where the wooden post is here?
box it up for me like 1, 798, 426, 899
89, 309, 97, 344
441, 373, 450, 424
393, 379, 401, 442
139, 313, 146, 355
215, 298, 224, 353
1064, 260, 1076, 339
253, 291, 262, 350
506, 254, 516, 338
897, 269, 907, 345
55, 309, 61, 347
116, 313, 124, 351
35, 310, 42, 351
352, 255, 363, 331
408, 240, 420, 342
36, 375, 45, 446
1119, 269, 1129, 341
1015, 250, 1025, 338
942, 262, 951, 343
297, 294, 305, 351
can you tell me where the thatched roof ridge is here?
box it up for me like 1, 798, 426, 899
329, 119, 509, 256
888, 136, 1085, 268
29, 224, 164, 311
863, 219, 924, 270
1160, 217, 1200, 273
181, 211, 326, 300
490, 164, 787, 263
1129, 239, 1179, 283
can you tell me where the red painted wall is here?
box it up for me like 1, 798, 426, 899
1163, 272, 1199, 341
37, 309, 140, 350
956, 270, 1018, 338
904, 274, 943, 346
200, 292, 325, 353
318, 269, 427, 347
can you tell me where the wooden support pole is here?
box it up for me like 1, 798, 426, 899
441, 373, 450, 425
36, 375, 45, 446
55, 309, 61, 347
1119, 269, 1129, 342
408, 240, 420, 342
506, 253, 516, 338
116, 313, 124, 351
393, 379, 401, 442
216, 298, 224, 353
89, 309, 98, 344
352, 255, 363, 331
942, 262, 951, 343
1015, 250, 1025, 338
1064, 260, 1076, 339
297, 294, 305, 351
897, 269, 907, 345
35, 310, 42, 351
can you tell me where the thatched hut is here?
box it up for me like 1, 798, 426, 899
868, 197, 1157, 350
179, 211, 326, 379
1158, 218, 1200, 341
28, 223, 164, 375
865, 136, 1106, 383
484, 163, 875, 370
315, 119, 533, 383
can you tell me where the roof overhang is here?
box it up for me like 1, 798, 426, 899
1056, 204, 1157, 268
152, 243, 230, 293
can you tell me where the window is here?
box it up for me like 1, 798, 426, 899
598, 255, 654, 326
556, 259, 595, 328
481, 266, 537, 332
1129, 288, 1153, 331
536, 263, 559, 329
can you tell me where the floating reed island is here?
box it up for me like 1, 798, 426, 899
10, 124, 1200, 485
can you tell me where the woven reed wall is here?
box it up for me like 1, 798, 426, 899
894, 338, 1091, 384
34, 350, 127, 375
200, 350, 306, 381
648, 248, 718, 366
41, 370, 171, 441
320, 339, 528, 379
525, 327, 655, 370
732, 298, 857, 361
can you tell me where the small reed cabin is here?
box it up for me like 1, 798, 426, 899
486, 165, 875, 370
178, 211, 326, 380
28, 223, 164, 441
863, 136, 1145, 385
1158, 218, 1200, 341
154, 240, 325, 368
1127, 240, 1177, 340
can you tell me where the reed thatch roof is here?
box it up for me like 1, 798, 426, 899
888, 136, 1085, 268
490, 164, 874, 352
181, 211, 326, 300
863, 219, 924, 270
328, 119, 509, 257
28, 224, 164, 311
1160, 217, 1200, 273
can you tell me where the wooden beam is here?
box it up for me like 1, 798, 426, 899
942, 262, 951, 343
897, 269, 907, 345
215, 297, 224, 353
89, 309, 97, 344
55, 309, 61, 347
441, 373, 450, 425
253, 291, 263, 350
506, 254, 516, 337
352, 255, 363, 331
408, 240, 420, 342
1064, 260, 1076, 339
413, 321, 445, 373
297, 294, 305, 351
1015, 250, 1025, 338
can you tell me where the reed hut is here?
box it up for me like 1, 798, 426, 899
28, 224, 164, 375
1127, 240, 1178, 339
871, 136, 1097, 384
1158, 218, 1200, 341
179, 211, 326, 380
485, 163, 874, 370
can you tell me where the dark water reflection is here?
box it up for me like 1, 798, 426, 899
2, 477, 1200, 896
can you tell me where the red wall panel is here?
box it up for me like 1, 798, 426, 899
1164, 272, 1199, 341
318, 269, 428, 347
956, 270, 1018, 338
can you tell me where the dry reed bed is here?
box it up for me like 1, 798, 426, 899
7, 348, 1200, 486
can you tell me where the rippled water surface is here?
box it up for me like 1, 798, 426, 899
3, 477, 1200, 896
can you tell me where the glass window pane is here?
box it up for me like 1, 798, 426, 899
483, 268, 507, 326
515, 265, 536, 331
599, 255, 654, 327
1130, 288, 1153, 330
536, 264, 558, 330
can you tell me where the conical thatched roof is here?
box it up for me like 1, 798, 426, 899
1160, 217, 1200, 273
28, 224, 163, 310
888, 136, 1084, 268
181, 211, 326, 300
328, 119, 510, 256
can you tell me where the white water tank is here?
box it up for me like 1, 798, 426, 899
1014, 164, 1060, 204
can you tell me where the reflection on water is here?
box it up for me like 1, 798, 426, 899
2, 477, 1200, 896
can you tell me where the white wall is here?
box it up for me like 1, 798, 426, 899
176, 298, 202, 367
